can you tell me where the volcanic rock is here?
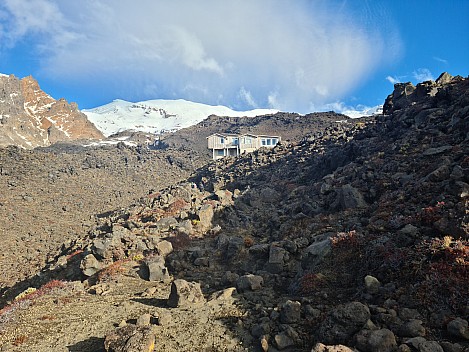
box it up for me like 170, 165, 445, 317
0, 74, 103, 148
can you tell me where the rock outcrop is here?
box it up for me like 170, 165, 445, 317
0, 74, 103, 148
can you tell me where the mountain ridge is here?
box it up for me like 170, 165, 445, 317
0, 74, 104, 148
83, 98, 279, 137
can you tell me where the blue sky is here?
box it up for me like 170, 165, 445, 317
0, 0, 468, 113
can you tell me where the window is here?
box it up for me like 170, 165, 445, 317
272, 138, 278, 145
262, 139, 266, 146
266, 139, 272, 146
220, 137, 225, 144
244, 137, 252, 144
233, 138, 239, 145
216, 150, 224, 156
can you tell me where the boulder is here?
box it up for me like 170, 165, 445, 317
383, 82, 417, 114
197, 204, 214, 231
249, 244, 270, 258
145, 256, 170, 282
222, 271, 240, 285
334, 184, 367, 210
404, 337, 427, 350
364, 275, 381, 294
80, 254, 103, 277
92, 235, 123, 260
398, 344, 412, 352
422, 146, 453, 156
175, 219, 193, 235
167, 279, 205, 308
317, 302, 371, 345
266, 244, 287, 273
111, 224, 131, 236
355, 328, 397, 352
193, 257, 209, 266
398, 319, 426, 337
447, 318, 469, 340
302, 239, 332, 269
251, 321, 271, 338
104, 324, 156, 352
274, 332, 295, 350
398, 224, 420, 239
154, 240, 173, 258
280, 300, 301, 324
155, 217, 178, 232
311, 343, 355, 352
136, 313, 152, 327
215, 189, 233, 206
226, 236, 245, 259
426, 165, 451, 182
439, 341, 464, 352
398, 308, 421, 321
236, 274, 264, 292
418, 341, 444, 352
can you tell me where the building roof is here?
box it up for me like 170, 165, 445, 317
206, 133, 240, 139
207, 133, 280, 139
252, 134, 281, 138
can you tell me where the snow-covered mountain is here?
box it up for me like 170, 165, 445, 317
340, 105, 383, 118
83, 99, 278, 137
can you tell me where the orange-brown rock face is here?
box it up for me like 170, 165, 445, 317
0, 74, 104, 148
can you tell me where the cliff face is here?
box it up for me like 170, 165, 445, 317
0, 74, 104, 148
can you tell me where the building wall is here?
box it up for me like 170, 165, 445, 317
207, 135, 239, 149
208, 134, 280, 159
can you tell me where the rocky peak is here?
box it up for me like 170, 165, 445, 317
21, 75, 55, 115
435, 71, 454, 85
383, 72, 463, 114
0, 74, 104, 148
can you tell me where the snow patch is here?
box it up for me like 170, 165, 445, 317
341, 105, 383, 119
82, 139, 137, 148
45, 116, 71, 137
13, 127, 34, 147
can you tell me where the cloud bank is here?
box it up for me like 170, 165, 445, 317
0, 0, 401, 112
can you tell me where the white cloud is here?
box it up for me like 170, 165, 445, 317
0, 0, 66, 47
413, 68, 434, 82
386, 75, 401, 85
268, 91, 279, 110
238, 87, 257, 109
312, 101, 382, 118
0, 0, 402, 112
433, 56, 448, 64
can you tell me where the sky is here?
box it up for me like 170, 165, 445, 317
0, 0, 468, 114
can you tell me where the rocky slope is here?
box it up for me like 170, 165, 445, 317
0, 74, 103, 148
0, 143, 208, 291
0, 73, 468, 352
158, 110, 350, 159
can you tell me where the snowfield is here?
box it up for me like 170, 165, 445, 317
83, 99, 278, 137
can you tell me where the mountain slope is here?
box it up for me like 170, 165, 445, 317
0, 73, 467, 351
83, 99, 278, 137
158, 110, 353, 161
0, 74, 104, 148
